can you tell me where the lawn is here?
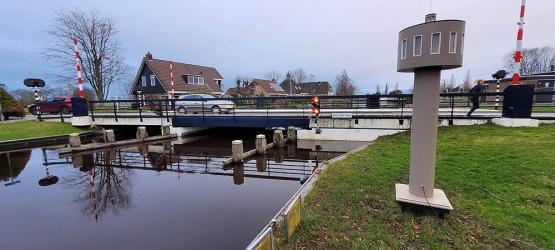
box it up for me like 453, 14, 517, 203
278, 124, 554, 249
0, 120, 90, 142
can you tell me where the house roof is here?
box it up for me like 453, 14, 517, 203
296, 81, 332, 95
251, 79, 287, 95
133, 54, 223, 94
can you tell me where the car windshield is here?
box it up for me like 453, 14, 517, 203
180, 94, 214, 99
198, 94, 214, 99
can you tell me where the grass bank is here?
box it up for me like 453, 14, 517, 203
279, 124, 554, 249
0, 120, 90, 142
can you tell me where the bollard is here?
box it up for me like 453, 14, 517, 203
232, 140, 244, 162
274, 148, 284, 163
69, 133, 81, 148
287, 126, 296, 141
256, 155, 267, 172
136, 126, 148, 139
161, 125, 171, 135
104, 129, 116, 143
255, 134, 266, 154
233, 163, 245, 185
273, 130, 285, 148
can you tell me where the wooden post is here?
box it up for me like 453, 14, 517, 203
232, 140, 244, 162
233, 163, 245, 185
161, 125, 171, 135
273, 130, 284, 147
287, 126, 296, 141
104, 129, 116, 143
136, 126, 148, 139
256, 134, 266, 154
256, 155, 267, 172
69, 133, 81, 147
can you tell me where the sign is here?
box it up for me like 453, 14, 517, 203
331, 113, 353, 119
245, 226, 274, 250
283, 195, 302, 239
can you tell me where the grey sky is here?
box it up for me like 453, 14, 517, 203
1, 0, 554, 95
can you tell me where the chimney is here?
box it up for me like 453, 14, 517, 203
286, 72, 292, 79
425, 13, 437, 23
145, 52, 153, 60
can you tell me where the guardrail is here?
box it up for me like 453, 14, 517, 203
36, 91, 555, 123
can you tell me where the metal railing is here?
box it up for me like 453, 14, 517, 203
37, 91, 555, 122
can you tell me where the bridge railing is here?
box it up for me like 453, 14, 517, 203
38, 91, 555, 122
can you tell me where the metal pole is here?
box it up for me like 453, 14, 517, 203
512, 0, 526, 85
495, 78, 501, 110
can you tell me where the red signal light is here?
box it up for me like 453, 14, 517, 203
311, 96, 321, 115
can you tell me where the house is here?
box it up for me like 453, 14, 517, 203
131, 52, 224, 99
483, 69, 555, 103
279, 73, 333, 96
225, 79, 287, 97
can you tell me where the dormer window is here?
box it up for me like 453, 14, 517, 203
413, 35, 422, 56
431, 32, 441, 55
187, 75, 205, 85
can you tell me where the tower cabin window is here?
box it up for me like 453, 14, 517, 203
187, 75, 205, 85
413, 35, 422, 56
449, 32, 457, 53
150, 75, 156, 86
431, 32, 441, 54
400, 39, 407, 59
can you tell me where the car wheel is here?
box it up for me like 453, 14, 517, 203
212, 106, 221, 114
177, 106, 187, 114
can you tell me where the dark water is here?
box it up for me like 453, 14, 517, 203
0, 129, 365, 249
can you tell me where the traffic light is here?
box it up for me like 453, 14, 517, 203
311, 96, 320, 115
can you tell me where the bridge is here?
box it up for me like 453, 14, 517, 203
36, 92, 555, 140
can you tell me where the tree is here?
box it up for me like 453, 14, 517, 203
390, 82, 403, 95
44, 10, 130, 100
264, 71, 282, 83
0, 88, 25, 119
334, 70, 357, 96
503, 46, 555, 75
461, 70, 472, 91
448, 74, 457, 92
375, 83, 381, 95
384, 83, 389, 95
11, 89, 36, 107
287, 67, 315, 84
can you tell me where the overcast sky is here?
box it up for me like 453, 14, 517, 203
1, 0, 554, 95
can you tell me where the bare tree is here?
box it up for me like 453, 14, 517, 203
461, 70, 472, 91
264, 71, 283, 83
334, 70, 357, 96
43, 10, 130, 100
503, 46, 555, 75
288, 67, 314, 84
384, 83, 389, 95
375, 83, 381, 95
448, 73, 457, 92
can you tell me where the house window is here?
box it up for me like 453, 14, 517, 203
449, 32, 457, 53
187, 75, 205, 85
413, 35, 422, 56
431, 32, 441, 54
141, 76, 146, 87
150, 75, 156, 86
400, 39, 407, 59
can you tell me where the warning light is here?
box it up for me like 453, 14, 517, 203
311, 96, 320, 115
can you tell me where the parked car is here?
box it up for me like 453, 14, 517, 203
28, 96, 72, 115
175, 94, 235, 114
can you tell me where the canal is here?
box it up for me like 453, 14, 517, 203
0, 128, 366, 249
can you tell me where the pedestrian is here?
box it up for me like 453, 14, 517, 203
467, 79, 485, 117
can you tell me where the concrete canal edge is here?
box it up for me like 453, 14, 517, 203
0, 131, 100, 152
246, 141, 374, 249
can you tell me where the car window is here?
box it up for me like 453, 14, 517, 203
53, 98, 66, 102
199, 94, 214, 99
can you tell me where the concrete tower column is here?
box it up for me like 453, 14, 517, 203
409, 68, 441, 197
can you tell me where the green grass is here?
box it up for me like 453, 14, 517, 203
0, 120, 90, 142
481, 105, 555, 113
278, 124, 555, 249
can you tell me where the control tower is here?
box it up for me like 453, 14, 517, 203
395, 13, 466, 211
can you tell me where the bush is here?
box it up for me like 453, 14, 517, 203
1, 88, 25, 119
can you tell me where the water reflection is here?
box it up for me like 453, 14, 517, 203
0, 150, 31, 186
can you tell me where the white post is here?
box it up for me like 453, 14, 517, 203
232, 140, 244, 162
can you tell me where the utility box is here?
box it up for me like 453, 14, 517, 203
71, 97, 89, 117
502, 84, 534, 118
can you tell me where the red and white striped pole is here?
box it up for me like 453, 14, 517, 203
512, 0, 526, 85
169, 60, 175, 98
73, 36, 84, 97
